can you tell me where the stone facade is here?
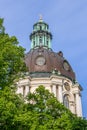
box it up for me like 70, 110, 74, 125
16, 74, 82, 117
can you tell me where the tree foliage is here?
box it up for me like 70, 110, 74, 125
25, 86, 87, 130
0, 85, 87, 130
0, 18, 26, 89
0, 87, 24, 130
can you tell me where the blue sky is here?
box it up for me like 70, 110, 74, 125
0, 0, 87, 118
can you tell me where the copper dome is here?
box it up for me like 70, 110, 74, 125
25, 18, 75, 80
25, 46, 75, 80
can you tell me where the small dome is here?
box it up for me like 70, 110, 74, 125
25, 47, 75, 80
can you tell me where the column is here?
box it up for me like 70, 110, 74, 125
42, 35, 44, 46
69, 101, 75, 114
45, 34, 47, 46
44, 35, 45, 46
56, 86, 58, 100
16, 86, 22, 94
75, 93, 82, 117
31, 40, 33, 49
45, 34, 46, 46
48, 37, 51, 48
37, 35, 39, 46
36, 35, 38, 46
58, 85, 63, 103
52, 84, 56, 97
35, 35, 36, 46
16, 86, 23, 95
25, 85, 29, 96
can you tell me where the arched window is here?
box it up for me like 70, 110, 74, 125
39, 36, 42, 46
40, 25, 42, 30
33, 41, 35, 47
46, 37, 49, 46
63, 94, 69, 108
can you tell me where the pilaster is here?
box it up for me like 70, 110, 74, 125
58, 85, 63, 103
75, 92, 82, 117
25, 85, 29, 96
52, 84, 56, 97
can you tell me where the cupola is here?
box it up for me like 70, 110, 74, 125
30, 16, 52, 49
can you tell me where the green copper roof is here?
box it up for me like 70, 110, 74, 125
30, 17, 52, 49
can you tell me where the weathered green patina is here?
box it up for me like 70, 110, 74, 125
30, 17, 52, 49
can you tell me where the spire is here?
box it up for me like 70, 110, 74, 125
30, 18, 52, 49
39, 14, 43, 22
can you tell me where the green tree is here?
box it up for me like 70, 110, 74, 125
0, 85, 87, 130
0, 18, 26, 89
0, 87, 24, 130
15, 85, 87, 130
0, 18, 5, 34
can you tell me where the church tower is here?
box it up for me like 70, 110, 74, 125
17, 17, 83, 117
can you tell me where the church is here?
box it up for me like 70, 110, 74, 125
16, 17, 82, 117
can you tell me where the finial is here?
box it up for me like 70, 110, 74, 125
39, 14, 43, 22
